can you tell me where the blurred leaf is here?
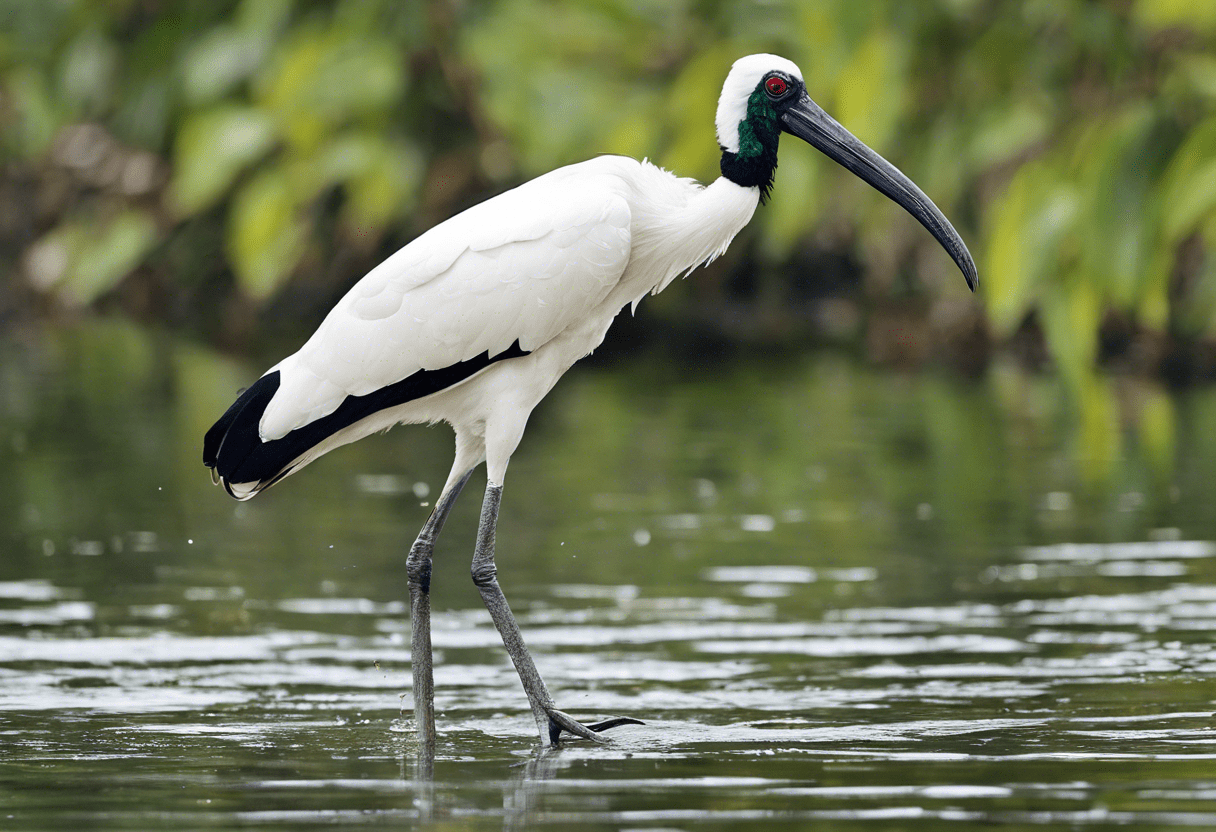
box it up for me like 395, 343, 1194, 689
286, 130, 384, 196
1136, 246, 1172, 331
761, 149, 821, 258
255, 24, 404, 152
226, 167, 308, 300
796, 0, 875, 102
236, 0, 294, 34
463, 0, 676, 174
1040, 276, 1100, 395
1163, 161, 1216, 242
834, 27, 906, 152
24, 223, 83, 293
58, 28, 118, 116
984, 160, 1079, 337
604, 101, 663, 165
916, 116, 967, 210
66, 211, 158, 305
1133, 0, 1216, 33
1172, 53, 1216, 99
1158, 116, 1216, 243
29, 211, 158, 306
662, 44, 736, 183
1074, 107, 1160, 312
181, 27, 268, 105
180, 0, 292, 104
111, 76, 172, 150
170, 106, 277, 216
343, 140, 422, 230
968, 101, 1051, 167
281, 131, 422, 229
3, 67, 64, 156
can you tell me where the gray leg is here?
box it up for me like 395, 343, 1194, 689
471, 482, 641, 745
407, 469, 473, 749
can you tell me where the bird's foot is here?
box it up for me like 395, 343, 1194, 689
545, 707, 644, 745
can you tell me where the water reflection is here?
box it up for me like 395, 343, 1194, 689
1, 321, 1216, 828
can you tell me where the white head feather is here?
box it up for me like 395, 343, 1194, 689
715, 54, 804, 154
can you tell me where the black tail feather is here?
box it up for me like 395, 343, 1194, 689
203, 372, 283, 488
203, 387, 248, 469
203, 341, 531, 498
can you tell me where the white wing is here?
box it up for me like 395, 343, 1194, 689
258, 166, 633, 440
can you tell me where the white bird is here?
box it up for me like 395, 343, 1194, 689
204, 53, 977, 748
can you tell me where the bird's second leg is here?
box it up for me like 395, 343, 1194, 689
470, 481, 643, 745
407, 468, 473, 749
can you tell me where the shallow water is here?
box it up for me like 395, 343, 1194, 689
2, 321, 1215, 829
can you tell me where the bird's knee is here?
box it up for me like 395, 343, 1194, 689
407, 547, 433, 593
470, 561, 498, 589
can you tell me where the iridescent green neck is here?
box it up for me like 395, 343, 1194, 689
720, 88, 781, 202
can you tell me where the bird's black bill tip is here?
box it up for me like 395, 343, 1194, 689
780, 95, 978, 292
955, 246, 979, 293
964, 262, 979, 293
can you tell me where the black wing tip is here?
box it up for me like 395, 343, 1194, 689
203, 341, 534, 499
203, 372, 283, 495
203, 408, 235, 470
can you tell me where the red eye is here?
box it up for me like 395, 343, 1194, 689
765, 76, 788, 97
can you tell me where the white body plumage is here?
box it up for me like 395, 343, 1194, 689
226, 157, 759, 498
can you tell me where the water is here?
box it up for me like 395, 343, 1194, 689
2, 320, 1215, 829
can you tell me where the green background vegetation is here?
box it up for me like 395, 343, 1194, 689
1, 0, 1214, 480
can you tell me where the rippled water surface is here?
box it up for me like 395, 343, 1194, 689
2, 322, 1215, 829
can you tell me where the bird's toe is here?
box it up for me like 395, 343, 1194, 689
586, 716, 645, 732
545, 707, 644, 745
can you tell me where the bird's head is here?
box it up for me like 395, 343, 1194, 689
716, 54, 977, 291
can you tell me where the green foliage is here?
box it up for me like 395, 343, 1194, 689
458, 0, 1216, 370
1, 0, 1215, 411
26, 209, 158, 306
984, 160, 1079, 338
1133, 0, 1216, 33
171, 106, 278, 215
1160, 117, 1216, 244
226, 167, 306, 300
4, 0, 419, 303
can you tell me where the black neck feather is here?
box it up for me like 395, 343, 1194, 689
720, 146, 777, 204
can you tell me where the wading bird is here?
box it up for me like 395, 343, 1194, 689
204, 54, 977, 748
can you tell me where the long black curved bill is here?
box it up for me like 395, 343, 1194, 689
781, 94, 978, 291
